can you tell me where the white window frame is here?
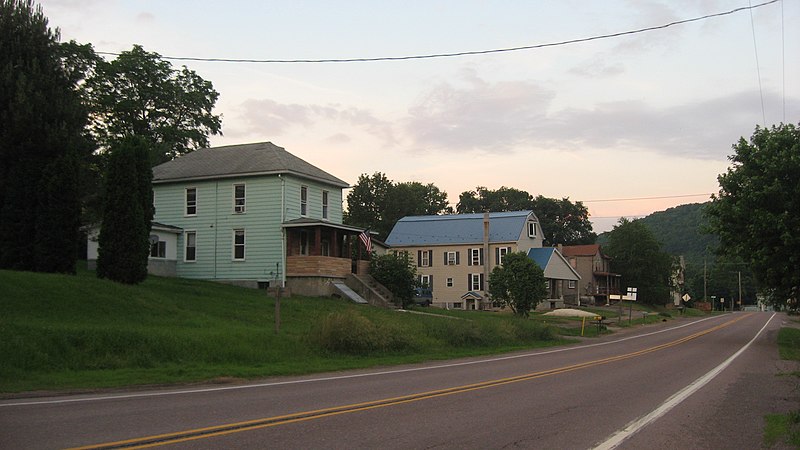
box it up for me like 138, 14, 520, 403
300, 186, 308, 216
498, 247, 509, 265
150, 241, 166, 259
446, 277, 453, 288
470, 273, 481, 291
184, 231, 197, 262
233, 183, 246, 214
233, 229, 245, 261
322, 190, 329, 220
185, 187, 197, 216
568, 280, 576, 289
528, 221, 537, 238
419, 274, 431, 288
446, 251, 457, 265
470, 248, 481, 266
420, 251, 430, 267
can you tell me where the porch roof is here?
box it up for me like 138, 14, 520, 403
282, 218, 366, 234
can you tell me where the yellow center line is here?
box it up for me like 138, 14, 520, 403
69, 314, 750, 450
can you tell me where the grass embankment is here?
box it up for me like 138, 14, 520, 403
764, 326, 800, 447
0, 268, 569, 393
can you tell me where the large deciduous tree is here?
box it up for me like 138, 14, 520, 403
344, 173, 452, 239
488, 252, 547, 317
457, 187, 596, 246
706, 123, 800, 308
0, 0, 87, 273
83, 44, 222, 165
96, 136, 153, 284
604, 218, 674, 305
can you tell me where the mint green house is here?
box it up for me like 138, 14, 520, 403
150, 142, 368, 295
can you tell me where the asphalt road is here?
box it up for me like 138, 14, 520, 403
1, 312, 796, 449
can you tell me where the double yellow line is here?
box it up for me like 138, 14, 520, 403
72, 314, 749, 449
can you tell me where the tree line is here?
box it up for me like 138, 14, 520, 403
1, 0, 221, 283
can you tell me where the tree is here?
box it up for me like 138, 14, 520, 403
604, 218, 674, 305
489, 252, 547, 317
457, 187, 596, 246
456, 186, 532, 214
369, 252, 417, 308
706, 123, 800, 308
0, 0, 87, 273
530, 195, 596, 246
96, 136, 153, 284
83, 44, 222, 165
344, 173, 452, 240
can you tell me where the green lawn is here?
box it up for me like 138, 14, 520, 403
0, 267, 571, 393
764, 326, 800, 447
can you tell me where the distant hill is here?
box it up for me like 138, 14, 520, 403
597, 202, 718, 267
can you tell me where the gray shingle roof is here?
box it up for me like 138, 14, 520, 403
386, 211, 536, 246
152, 142, 348, 187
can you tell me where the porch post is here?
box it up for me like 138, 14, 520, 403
314, 226, 322, 256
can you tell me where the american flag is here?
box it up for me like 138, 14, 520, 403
359, 230, 372, 253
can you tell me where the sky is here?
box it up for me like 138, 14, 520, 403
39, 0, 799, 233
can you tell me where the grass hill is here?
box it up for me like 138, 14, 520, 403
0, 267, 565, 393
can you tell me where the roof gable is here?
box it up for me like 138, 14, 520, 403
152, 142, 348, 187
386, 211, 537, 246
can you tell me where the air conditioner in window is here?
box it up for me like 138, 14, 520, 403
235, 205, 245, 213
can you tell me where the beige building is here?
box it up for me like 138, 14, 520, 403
561, 244, 621, 306
386, 211, 579, 310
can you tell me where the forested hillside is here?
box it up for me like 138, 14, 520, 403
639, 203, 718, 267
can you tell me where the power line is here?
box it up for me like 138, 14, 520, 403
582, 193, 713, 203
94, 1, 779, 64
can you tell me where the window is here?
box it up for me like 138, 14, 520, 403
150, 241, 166, 258
300, 186, 308, 216
446, 277, 453, 287
322, 190, 329, 220
445, 251, 460, 265
497, 246, 510, 265
528, 221, 537, 238
469, 273, 484, 291
468, 248, 483, 266
233, 229, 245, 260
568, 280, 576, 289
419, 274, 431, 288
185, 231, 196, 262
185, 188, 197, 216
233, 184, 245, 213
418, 249, 432, 267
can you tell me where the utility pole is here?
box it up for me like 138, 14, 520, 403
703, 257, 708, 304
738, 271, 742, 310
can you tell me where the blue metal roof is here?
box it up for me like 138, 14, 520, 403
386, 211, 535, 246
527, 248, 554, 271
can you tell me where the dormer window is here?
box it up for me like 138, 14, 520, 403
528, 221, 537, 238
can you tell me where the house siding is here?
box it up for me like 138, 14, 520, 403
153, 174, 344, 283
393, 243, 521, 309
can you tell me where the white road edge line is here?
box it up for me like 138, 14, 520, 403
591, 312, 776, 450
0, 314, 727, 408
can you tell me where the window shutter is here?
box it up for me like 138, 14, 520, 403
467, 274, 471, 290
456, 251, 460, 265
495, 247, 499, 265
430, 275, 433, 289
444, 252, 448, 265
428, 250, 433, 267
417, 250, 422, 267
467, 248, 472, 266
480, 273, 485, 291
479, 248, 484, 266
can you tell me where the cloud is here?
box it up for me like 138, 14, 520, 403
136, 12, 155, 23
400, 69, 795, 160
403, 69, 556, 153
227, 98, 396, 145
